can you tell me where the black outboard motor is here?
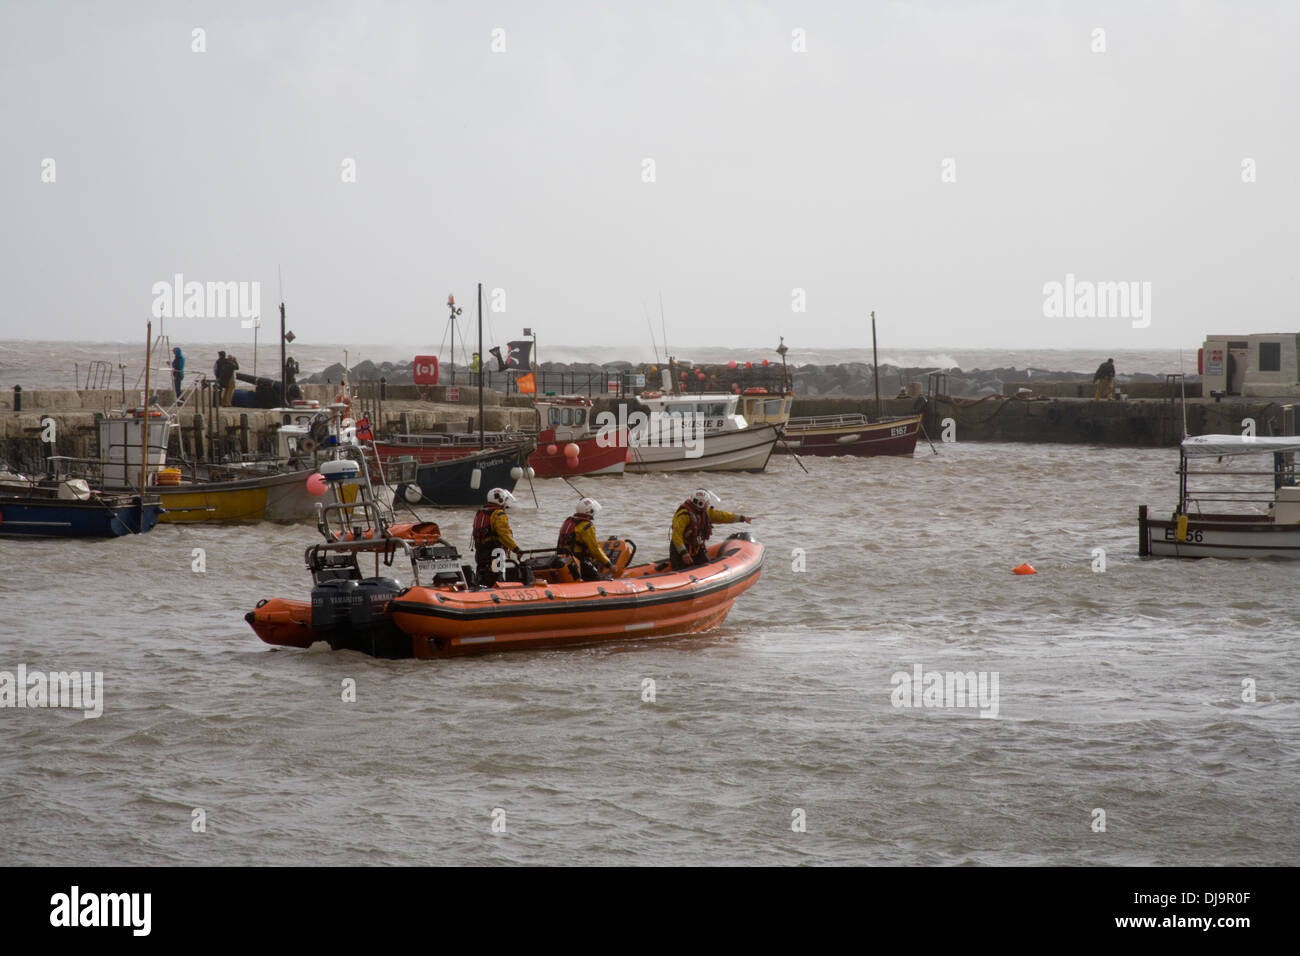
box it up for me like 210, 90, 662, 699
311, 578, 359, 650
349, 577, 408, 658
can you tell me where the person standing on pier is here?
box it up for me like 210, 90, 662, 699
1093, 357, 1116, 400
171, 347, 186, 404
220, 353, 239, 406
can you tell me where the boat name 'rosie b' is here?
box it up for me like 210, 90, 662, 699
0, 664, 103, 718
593, 408, 714, 457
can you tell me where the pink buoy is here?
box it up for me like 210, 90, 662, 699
306, 473, 327, 496
566, 456, 582, 469
564, 442, 580, 459
728, 360, 738, 369
546, 444, 558, 456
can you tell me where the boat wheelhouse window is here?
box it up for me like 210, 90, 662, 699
765, 399, 784, 415
549, 407, 561, 426
1259, 341, 1281, 372
573, 408, 586, 426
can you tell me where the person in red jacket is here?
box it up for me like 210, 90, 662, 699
670, 489, 752, 570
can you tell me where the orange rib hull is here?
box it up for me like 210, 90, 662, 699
245, 536, 763, 658
392, 538, 762, 657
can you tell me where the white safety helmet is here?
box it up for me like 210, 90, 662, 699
576, 497, 601, 518
691, 489, 720, 509
487, 488, 517, 508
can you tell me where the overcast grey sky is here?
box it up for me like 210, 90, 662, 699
1, 1, 1296, 351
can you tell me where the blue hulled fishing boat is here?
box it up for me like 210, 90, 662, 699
0, 475, 163, 538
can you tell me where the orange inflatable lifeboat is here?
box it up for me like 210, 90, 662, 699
245, 456, 765, 658
247, 533, 763, 658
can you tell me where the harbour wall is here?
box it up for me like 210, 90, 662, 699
0, 384, 537, 473
3, 386, 1294, 472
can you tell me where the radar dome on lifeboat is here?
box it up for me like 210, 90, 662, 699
319, 459, 361, 481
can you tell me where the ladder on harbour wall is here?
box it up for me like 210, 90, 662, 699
77, 360, 114, 391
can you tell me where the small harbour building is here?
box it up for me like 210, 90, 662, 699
1201, 333, 1300, 397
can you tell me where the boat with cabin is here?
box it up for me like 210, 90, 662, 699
1139, 433, 1300, 558
375, 394, 627, 478
622, 391, 780, 473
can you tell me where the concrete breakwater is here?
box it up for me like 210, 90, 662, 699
306, 357, 1183, 399
0, 383, 537, 473
795, 394, 1290, 447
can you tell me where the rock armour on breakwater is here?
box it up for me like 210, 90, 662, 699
307, 358, 1181, 398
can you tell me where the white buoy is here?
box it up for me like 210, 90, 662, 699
470, 467, 482, 490
525, 467, 535, 479
403, 484, 423, 504
510, 466, 523, 480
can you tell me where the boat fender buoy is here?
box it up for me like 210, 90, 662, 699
1012, 563, 1037, 575
1175, 514, 1189, 542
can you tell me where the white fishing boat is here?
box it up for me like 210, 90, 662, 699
622, 392, 779, 473
1139, 434, 1300, 558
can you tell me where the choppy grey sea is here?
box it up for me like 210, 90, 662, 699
2, 441, 1296, 865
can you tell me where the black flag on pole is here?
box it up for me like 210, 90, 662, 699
491, 341, 532, 371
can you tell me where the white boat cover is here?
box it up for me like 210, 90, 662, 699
1181, 434, 1300, 457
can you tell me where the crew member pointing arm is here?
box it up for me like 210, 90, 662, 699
670, 489, 753, 570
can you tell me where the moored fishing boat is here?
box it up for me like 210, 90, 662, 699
375, 395, 627, 477
621, 392, 779, 473
393, 442, 534, 508
1139, 433, 1300, 558
0, 474, 162, 538
778, 413, 922, 457
245, 459, 764, 658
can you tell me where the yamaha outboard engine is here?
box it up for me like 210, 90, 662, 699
311, 578, 358, 650
349, 577, 408, 658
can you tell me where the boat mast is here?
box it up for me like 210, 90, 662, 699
141, 321, 151, 496
871, 311, 881, 420
477, 282, 484, 451
280, 300, 287, 405
448, 294, 456, 386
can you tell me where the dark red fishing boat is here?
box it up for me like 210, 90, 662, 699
777, 413, 921, 457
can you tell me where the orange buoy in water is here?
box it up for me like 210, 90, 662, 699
1012, 563, 1037, 575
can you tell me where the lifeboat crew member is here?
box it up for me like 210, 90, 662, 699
556, 497, 614, 581
473, 488, 521, 586
670, 489, 752, 570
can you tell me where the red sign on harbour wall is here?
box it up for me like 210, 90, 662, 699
413, 355, 439, 385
